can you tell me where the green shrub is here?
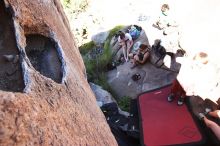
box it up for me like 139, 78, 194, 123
83, 56, 96, 77
98, 39, 112, 70
107, 25, 124, 40
93, 72, 117, 99
118, 96, 130, 112
61, 0, 70, 8
98, 25, 125, 68
81, 25, 125, 71
79, 41, 95, 55
97, 25, 124, 71
80, 25, 126, 99
83, 39, 113, 76
93, 73, 109, 90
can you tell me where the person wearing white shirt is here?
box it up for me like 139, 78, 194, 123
118, 31, 133, 62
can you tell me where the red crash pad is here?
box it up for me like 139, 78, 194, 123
138, 85, 204, 146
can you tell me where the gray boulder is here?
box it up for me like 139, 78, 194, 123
91, 31, 109, 45
89, 82, 130, 117
89, 82, 115, 105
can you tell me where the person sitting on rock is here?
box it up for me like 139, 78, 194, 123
118, 31, 133, 62
154, 3, 178, 35
153, 3, 181, 54
129, 44, 150, 69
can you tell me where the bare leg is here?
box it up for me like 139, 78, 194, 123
204, 117, 220, 140
122, 45, 127, 62
128, 53, 134, 60
133, 55, 140, 65
129, 54, 134, 64
126, 48, 130, 62
130, 55, 138, 69
126, 41, 132, 62
130, 58, 134, 64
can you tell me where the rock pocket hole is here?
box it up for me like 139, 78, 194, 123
25, 34, 62, 83
0, 1, 24, 92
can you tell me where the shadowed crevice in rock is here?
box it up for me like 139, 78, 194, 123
0, 1, 24, 92
25, 34, 62, 83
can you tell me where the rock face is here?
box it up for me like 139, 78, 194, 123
0, 0, 117, 146
0, 1, 24, 92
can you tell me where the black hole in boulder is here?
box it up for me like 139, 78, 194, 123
25, 34, 62, 83
0, 1, 24, 92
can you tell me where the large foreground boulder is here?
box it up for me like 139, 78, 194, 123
0, 0, 117, 145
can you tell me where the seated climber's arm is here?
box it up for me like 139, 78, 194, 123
152, 14, 166, 29
125, 33, 134, 52
154, 17, 160, 26
126, 33, 133, 45
119, 41, 125, 47
130, 39, 134, 46
163, 19, 179, 35
157, 21, 166, 29
153, 18, 166, 30
166, 13, 178, 27
204, 117, 220, 141
137, 52, 150, 64
128, 40, 134, 51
